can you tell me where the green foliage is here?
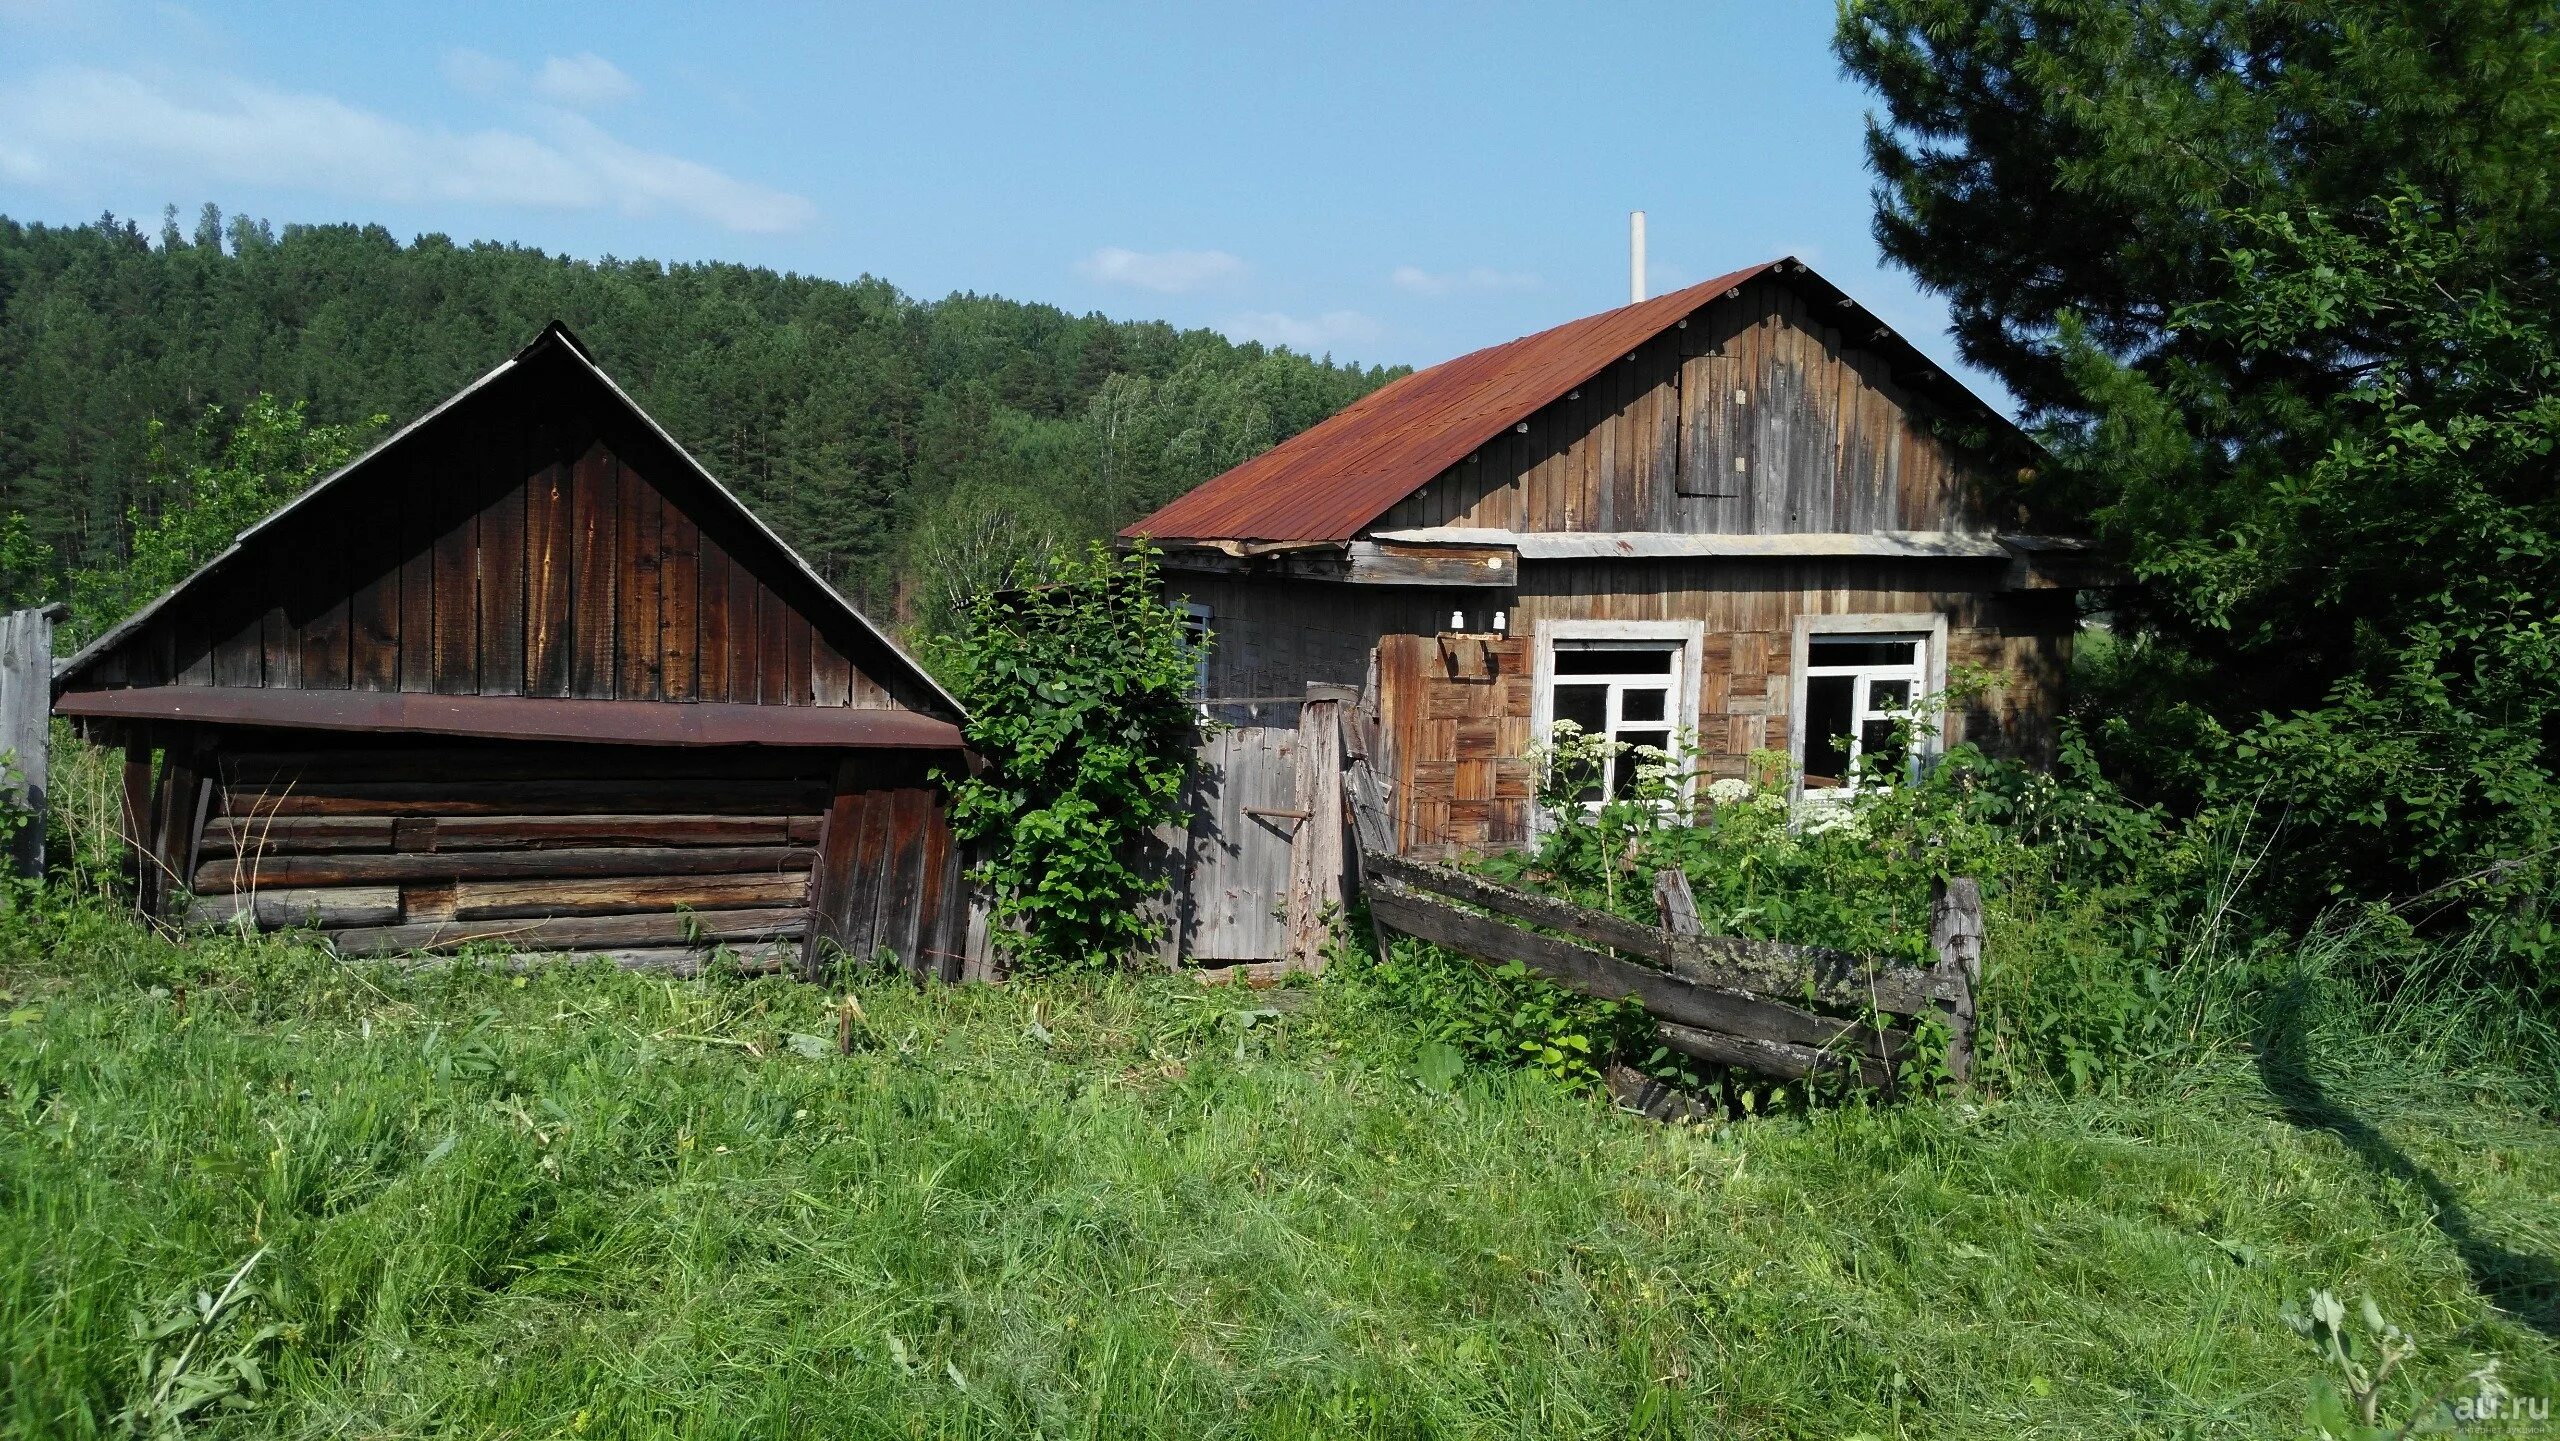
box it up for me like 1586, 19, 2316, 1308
0, 211, 1396, 623
2070, 195, 2560, 951
1838, 4, 2560, 949
1348, 935, 1655, 1091
47, 397, 378, 647
938, 542, 1202, 972
112, 1249, 285, 1439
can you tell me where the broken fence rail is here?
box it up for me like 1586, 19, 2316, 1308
1356, 848, 1983, 1092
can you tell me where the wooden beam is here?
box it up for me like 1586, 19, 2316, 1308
195, 844, 815, 891
54, 687, 963, 750
1364, 875, 1898, 1068
1342, 541, 1518, 588
330, 906, 805, 957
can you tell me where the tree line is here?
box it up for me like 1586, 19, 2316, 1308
0, 205, 1397, 634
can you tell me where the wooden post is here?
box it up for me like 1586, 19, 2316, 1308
1282, 685, 1349, 971
0, 604, 58, 880
1931, 876, 1985, 1090
119, 737, 155, 907
1653, 868, 1702, 937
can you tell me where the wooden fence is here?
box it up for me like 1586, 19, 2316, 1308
0, 605, 58, 880
1343, 754, 1983, 1094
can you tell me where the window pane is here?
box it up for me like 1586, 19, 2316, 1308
1621, 687, 1667, 722
1809, 638, 1917, 667
1868, 678, 1912, 711
1613, 731, 1671, 797
1553, 684, 1608, 733
1801, 674, 1854, 785
1861, 718, 1907, 779
1555, 644, 1676, 675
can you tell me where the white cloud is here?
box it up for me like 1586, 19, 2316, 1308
1223, 309, 1382, 353
1074, 246, 1248, 294
534, 52, 638, 109
0, 66, 816, 234
1389, 264, 1540, 298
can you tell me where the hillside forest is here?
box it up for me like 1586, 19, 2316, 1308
0, 205, 1396, 636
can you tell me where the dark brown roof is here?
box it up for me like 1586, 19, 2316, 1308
1124, 257, 2022, 544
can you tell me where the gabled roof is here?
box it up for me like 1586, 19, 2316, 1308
1123, 257, 2027, 545
56, 323, 965, 724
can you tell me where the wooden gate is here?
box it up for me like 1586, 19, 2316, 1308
1172, 686, 1353, 970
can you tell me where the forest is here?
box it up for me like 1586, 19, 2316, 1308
0, 204, 1396, 633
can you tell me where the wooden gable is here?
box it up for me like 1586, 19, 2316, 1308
58, 330, 956, 735
1373, 273, 2022, 539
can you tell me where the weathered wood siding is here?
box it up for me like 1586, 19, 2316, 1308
805, 759, 972, 981
163, 735, 962, 971
1377, 276, 2011, 537
1382, 559, 2074, 858
1168, 575, 1460, 701
79, 357, 927, 713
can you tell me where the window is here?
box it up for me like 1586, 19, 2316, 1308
1549, 640, 1682, 802
1796, 632, 1927, 792
1179, 601, 1212, 706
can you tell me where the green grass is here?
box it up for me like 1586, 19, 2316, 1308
3, 904, 2556, 1439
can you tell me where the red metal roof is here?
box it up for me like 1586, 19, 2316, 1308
1124, 261, 1780, 544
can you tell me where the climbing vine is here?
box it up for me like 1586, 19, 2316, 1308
937, 542, 1204, 973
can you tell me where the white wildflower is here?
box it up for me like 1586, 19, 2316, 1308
1706, 777, 1752, 806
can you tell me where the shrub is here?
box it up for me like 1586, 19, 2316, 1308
935, 542, 1204, 973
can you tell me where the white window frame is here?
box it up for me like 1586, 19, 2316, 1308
1179, 600, 1212, 712
1785, 612, 1949, 802
1530, 619, 1705, 819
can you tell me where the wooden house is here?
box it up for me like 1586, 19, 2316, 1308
1127, 259, 2096, 859
53, 325, 979, 978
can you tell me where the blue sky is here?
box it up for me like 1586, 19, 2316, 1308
0, 0, 2005, 406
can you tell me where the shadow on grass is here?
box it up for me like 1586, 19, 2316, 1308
2256, 981, 2560, 1341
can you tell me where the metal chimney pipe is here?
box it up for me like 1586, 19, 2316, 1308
1630, 211, 1647, 304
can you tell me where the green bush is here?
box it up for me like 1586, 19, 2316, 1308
935, 542, 1204, 973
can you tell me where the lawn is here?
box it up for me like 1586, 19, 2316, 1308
4, 910, 2555, 1439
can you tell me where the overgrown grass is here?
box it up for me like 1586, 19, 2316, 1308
4, 900, 2555, 1438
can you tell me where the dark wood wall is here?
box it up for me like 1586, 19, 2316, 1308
82, 356, 932, 714
1375, 276, 2012, 537
151, 732, 965, 975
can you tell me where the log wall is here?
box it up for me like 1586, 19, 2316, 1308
154, 734, 961, 973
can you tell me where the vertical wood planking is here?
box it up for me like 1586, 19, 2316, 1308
696, 529, 731, 703
811, 632, 852, 706
758, 580, 792, 705
615, 460, 661, 700
524, 428, 573, 697
399, 454, 438, 692
260, 537, 302, 691
347, 477, 401, 691
476, 423, 529, 697
296, 500, 350, 689
568, 443, 618, 699
782, 611, 813, 707
212, 577, 264, 688
726, 550, 762, 704
659, 499, 699, 701
431, 432, 480, 693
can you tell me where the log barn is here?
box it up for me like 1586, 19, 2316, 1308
1128, 258, 2100, 860
53, 325, 979, 978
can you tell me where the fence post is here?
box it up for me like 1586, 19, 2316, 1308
1283, 685, 1350, 971
1653, 868, 1703, 937
1931, 876, 1985, 1090
0, 604, 57, 881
